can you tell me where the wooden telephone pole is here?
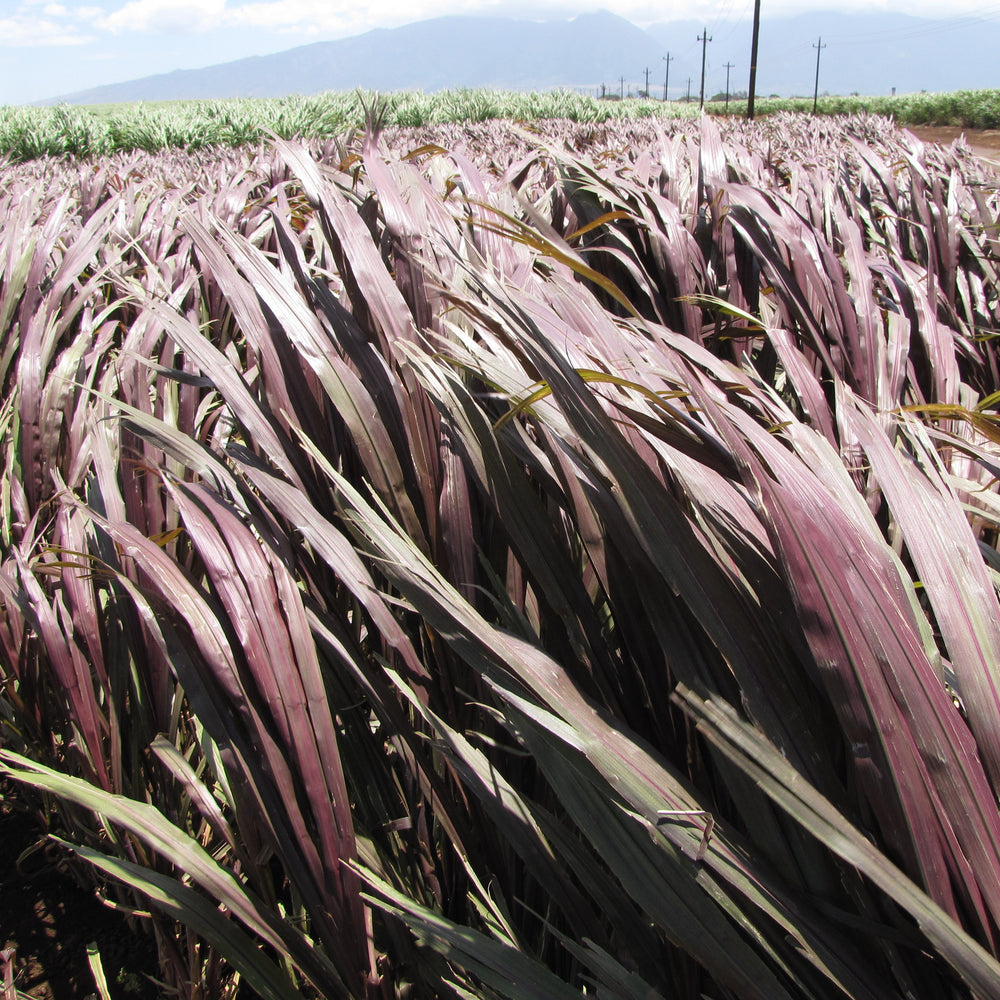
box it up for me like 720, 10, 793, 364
812, 36, 827, 113
697, 27, 712, 109
662, 53, 673, 101
747, 0, 761, 119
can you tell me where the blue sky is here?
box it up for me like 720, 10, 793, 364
2, 1, 999, 104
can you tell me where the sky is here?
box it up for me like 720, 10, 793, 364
3, 0, 1000, 104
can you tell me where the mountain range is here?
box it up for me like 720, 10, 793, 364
43, 8, 1000, 106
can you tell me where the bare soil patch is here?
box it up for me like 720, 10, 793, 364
905, 125, 1000, 165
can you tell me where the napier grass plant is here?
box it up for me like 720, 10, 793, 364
2, 109, 1000, 998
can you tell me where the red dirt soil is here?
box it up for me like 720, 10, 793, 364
905, 125, 1000, 166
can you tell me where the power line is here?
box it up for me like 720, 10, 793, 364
707, 0, 755, 48
710, 0, 739, 26
809, 6, 1000, 47
754, 7, 1000, 73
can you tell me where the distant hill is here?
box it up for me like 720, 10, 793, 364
44, 10, 664, 105
43, 8, 1000, 106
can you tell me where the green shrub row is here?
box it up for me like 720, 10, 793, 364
0, 89, 696, 161
7, 86, 999, 163
709, 88, 1000, 128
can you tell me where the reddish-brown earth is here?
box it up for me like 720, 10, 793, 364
906, 125, 1000, 165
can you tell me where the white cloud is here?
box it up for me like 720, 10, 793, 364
0, 14, 94, 45
5, 0, 513, 48
218, 0, 445, 34
8, 0, 999, 48
85, 0, 594, 38
100, 0, 227, 33
219, 0, 351, 31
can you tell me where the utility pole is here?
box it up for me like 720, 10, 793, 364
697, 27, 712, 109
619, 76, 625, 100
747, 0, 761, 120
686, 77, 692, 103
662, 53, 673, 101
723, 61, 735, 112
812, 36, 827, 113
643, 66, 651, 98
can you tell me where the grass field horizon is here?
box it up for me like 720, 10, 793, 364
2, 86, 1000, 161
